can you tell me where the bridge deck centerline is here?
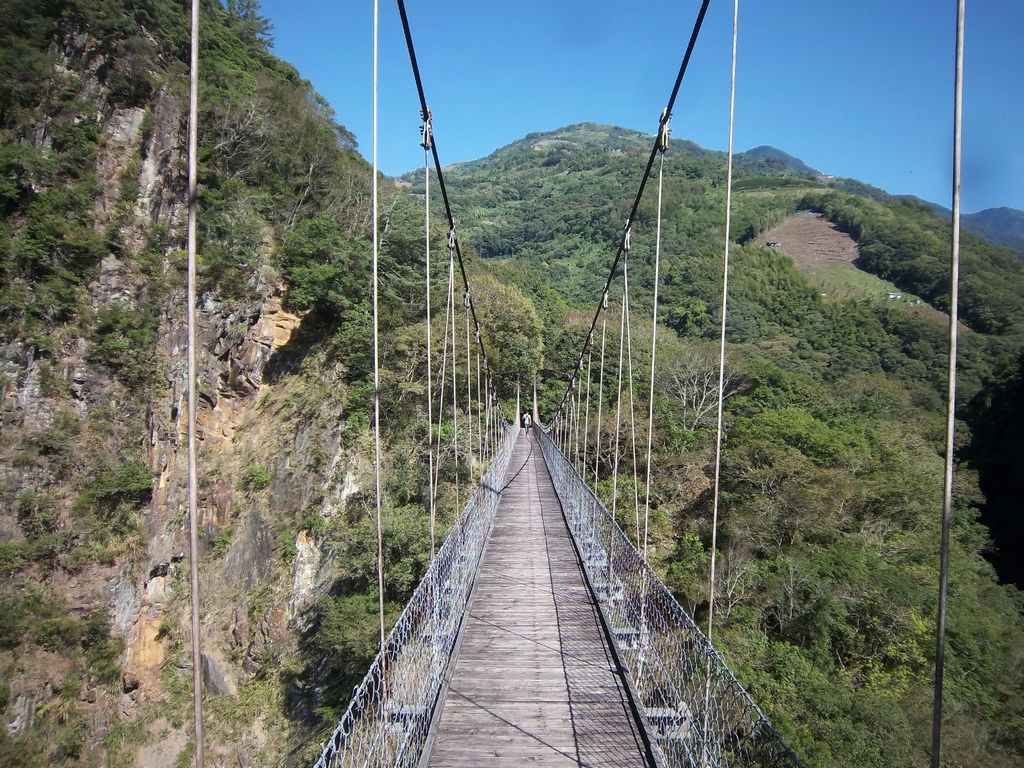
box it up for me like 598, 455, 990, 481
426, 432, 654, 768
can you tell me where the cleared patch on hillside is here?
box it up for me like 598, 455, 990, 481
760, 214, 930, 308
760, 213, 860, 271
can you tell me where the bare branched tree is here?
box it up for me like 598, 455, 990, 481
664, 348, 752, 431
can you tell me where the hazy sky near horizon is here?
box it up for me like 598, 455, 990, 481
258, 0, 1023, 213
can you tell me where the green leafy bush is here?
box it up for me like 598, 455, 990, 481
209, 525, 234, 558
74, 460, 152, 539
240, 465, 272, 493
16, 490, 59, 539
88, 305, 159, 388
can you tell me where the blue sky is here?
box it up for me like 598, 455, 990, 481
259, 0, 1023, 213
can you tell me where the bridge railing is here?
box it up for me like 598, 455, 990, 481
313, 422, 519, 768
537, 428, 802, 768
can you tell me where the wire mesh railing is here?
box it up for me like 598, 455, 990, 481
537, 427, 802, 768
313, 421, 518, 768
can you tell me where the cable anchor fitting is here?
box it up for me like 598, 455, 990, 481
420, 107, 433, 150
657, 107, 671, 154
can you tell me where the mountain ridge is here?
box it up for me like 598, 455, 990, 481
408, 123, 1023, 256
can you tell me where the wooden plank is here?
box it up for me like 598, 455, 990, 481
427, 433, 653, 767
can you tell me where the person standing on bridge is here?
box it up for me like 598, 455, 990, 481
522, 412, 531, 434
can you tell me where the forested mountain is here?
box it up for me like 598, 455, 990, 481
737, 145, 818, 176
409, 122, 1024, 766
963, 207, 1024, 256
0, 4, 1022, 768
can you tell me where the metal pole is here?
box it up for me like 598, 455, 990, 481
931, 1, 965, 764
708, 0, 740, 648
372, 0, 385, 650
516, 378, 521, 432
532, 376, 539, 425
185, 0, 204, 764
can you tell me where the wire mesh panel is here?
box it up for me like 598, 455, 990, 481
537, 428, 802, 768
313, 423, 519, 768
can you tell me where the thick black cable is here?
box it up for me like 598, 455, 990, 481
551, 0, 712, 420
396, 0, 491, 369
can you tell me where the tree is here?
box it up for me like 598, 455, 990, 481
465, 271, 543, 396
664, 347, 752, 431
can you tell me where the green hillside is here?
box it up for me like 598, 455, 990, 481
412, 123, 1024, 766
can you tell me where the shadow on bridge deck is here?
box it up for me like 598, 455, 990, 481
426, 432, 655, 767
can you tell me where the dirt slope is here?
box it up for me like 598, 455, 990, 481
759, 213, 859, 271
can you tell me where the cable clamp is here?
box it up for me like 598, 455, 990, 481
475, 326, 481, 343
657, 107, 671, 154
420, 107, 433, 150
602, 291, 609, 310
447, 221, 456, 251
463, 289, 471, 308
624, 220, 632, 252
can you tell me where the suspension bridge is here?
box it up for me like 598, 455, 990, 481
174, 0, 970, 765
306, 2, 811, 763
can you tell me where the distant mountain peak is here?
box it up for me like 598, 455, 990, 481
739, 145, 819, 176
964, 207, 1024, 256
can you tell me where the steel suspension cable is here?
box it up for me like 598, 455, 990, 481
476, 342, 483, 458
431, 248, 454, 501
594, 293, 609, 486
623, 256, 642, 549
707, 0, 740, 646
464, 293, 472, 463
931, 1, 966, 764
642, 146, 668, 560
611, 274, 628, 525
450, 248, 460, 511
185, 0, 204, 763
371, 0, 386, 653
573, 378, 582, 469
423, 145, 436, 558
484, 374, 490, 458
577, 372, 585, 468
398, 3, 503, 524
562, 396, 570, 454
582, 335, 594, 472
396, 0, 493, 379
551, 0, 712, 417
421, 125, 442, 687
484, 372, 491, 458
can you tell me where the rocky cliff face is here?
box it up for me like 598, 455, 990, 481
0, 24, 363, 768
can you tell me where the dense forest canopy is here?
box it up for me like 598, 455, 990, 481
0, 2, 1021, 768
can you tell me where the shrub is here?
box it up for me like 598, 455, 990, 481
35, 616, 81, 652
81, 611, 122, 685
88, 305, 158, 388
240, 465, 272, 493
32, 409, 80, 476
74, 461, 153, 540
209, 525, 233, 558
0, 543, 28, 577
16, 491, 59, 539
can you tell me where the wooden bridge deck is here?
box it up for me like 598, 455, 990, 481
427, 432, 654, 767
